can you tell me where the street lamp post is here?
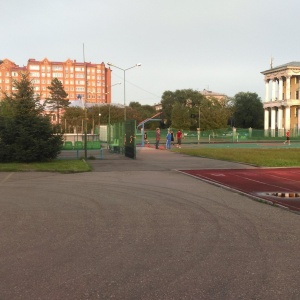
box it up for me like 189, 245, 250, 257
198, 104, 201, 144
107, 62, 141, 121
99, 113, 101, 142
105, 82, 121, 147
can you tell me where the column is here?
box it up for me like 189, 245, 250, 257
298, 108, 300, 133
272, 79, 276, 101
271, 108, 276, 137
264, 80, 269, 102
264, 109, 269, 132
286, 76, 291, 100
277, 107, 283, 136
278, 77, 283, 100
284, 106, 290, 130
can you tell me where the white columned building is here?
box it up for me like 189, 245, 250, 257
261, 62, 300, 136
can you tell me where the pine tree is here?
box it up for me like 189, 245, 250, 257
0, 73, 63, 162
46, 78, 70, 124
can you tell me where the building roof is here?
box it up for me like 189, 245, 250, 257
200, 89, 226, 98
261, 61, 300, 74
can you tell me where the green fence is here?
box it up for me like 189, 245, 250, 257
136, 127, 300, 145
107, 120, 136, 158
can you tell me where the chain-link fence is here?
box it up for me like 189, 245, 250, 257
135, 127, 300, 145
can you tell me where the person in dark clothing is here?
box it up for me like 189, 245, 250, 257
155, 128, 160, 149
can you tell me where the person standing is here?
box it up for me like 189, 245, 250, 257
283, 129, 291, 145
170, 131, 175, 146
155, 128, 160, 149
176, 129, 183, 148
166, 131, 171, 149
144, 131, 149, 144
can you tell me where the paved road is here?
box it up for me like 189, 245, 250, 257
1, 148, 300, 299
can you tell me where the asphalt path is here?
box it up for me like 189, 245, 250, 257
1, 148, 300, 299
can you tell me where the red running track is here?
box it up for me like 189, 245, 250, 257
179, 168, 300, 213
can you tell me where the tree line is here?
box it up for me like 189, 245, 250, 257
62, 89, 264, 133
0, 73, 264, 162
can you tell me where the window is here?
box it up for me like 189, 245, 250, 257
53, 73, 63, 78
76, 87, 85, 91
75, 74, 84, 78
30, 72, 40, 77
52, 65, 63, 71
76, 80, 84, 85
12, 72, 18, 77
29, 65, 40, 70
75, 67, 84, 72
296, 91, 299, 100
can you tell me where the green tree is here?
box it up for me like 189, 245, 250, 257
129, 102, 156, 128
171, 102, 191, 130
61, 106, 85, 133
46, 78, 70, 124
0, 73, 63, 162
232, 92, 264, 128
161, 89, 231, 130
161, 89, 204, 127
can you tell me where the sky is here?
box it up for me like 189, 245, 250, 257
2, 0, 300, 106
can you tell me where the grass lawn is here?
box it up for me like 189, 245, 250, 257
172, 148, 300, 167
0, 159, 91, 173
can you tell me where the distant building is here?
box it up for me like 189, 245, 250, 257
261, 61, 300, 133
0, 58, 112, 106
200, 89, 227, 101
154, 103, 162, 111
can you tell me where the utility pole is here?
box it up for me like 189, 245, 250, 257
83, 43, 88, 159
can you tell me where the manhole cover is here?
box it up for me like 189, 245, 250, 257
266, 192, 300, 198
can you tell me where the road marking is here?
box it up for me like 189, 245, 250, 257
0, 173, 14, 185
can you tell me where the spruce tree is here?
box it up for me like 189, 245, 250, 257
46, 78, 70, 124
0, 73, 63, 162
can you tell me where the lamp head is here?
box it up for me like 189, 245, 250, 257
136, 63, 142, 67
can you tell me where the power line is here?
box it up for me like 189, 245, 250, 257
111, 72, 161, 99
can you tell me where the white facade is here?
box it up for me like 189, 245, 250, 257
261, 62, 300, 136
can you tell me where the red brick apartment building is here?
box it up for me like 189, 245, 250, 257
0, 58, 112, 105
